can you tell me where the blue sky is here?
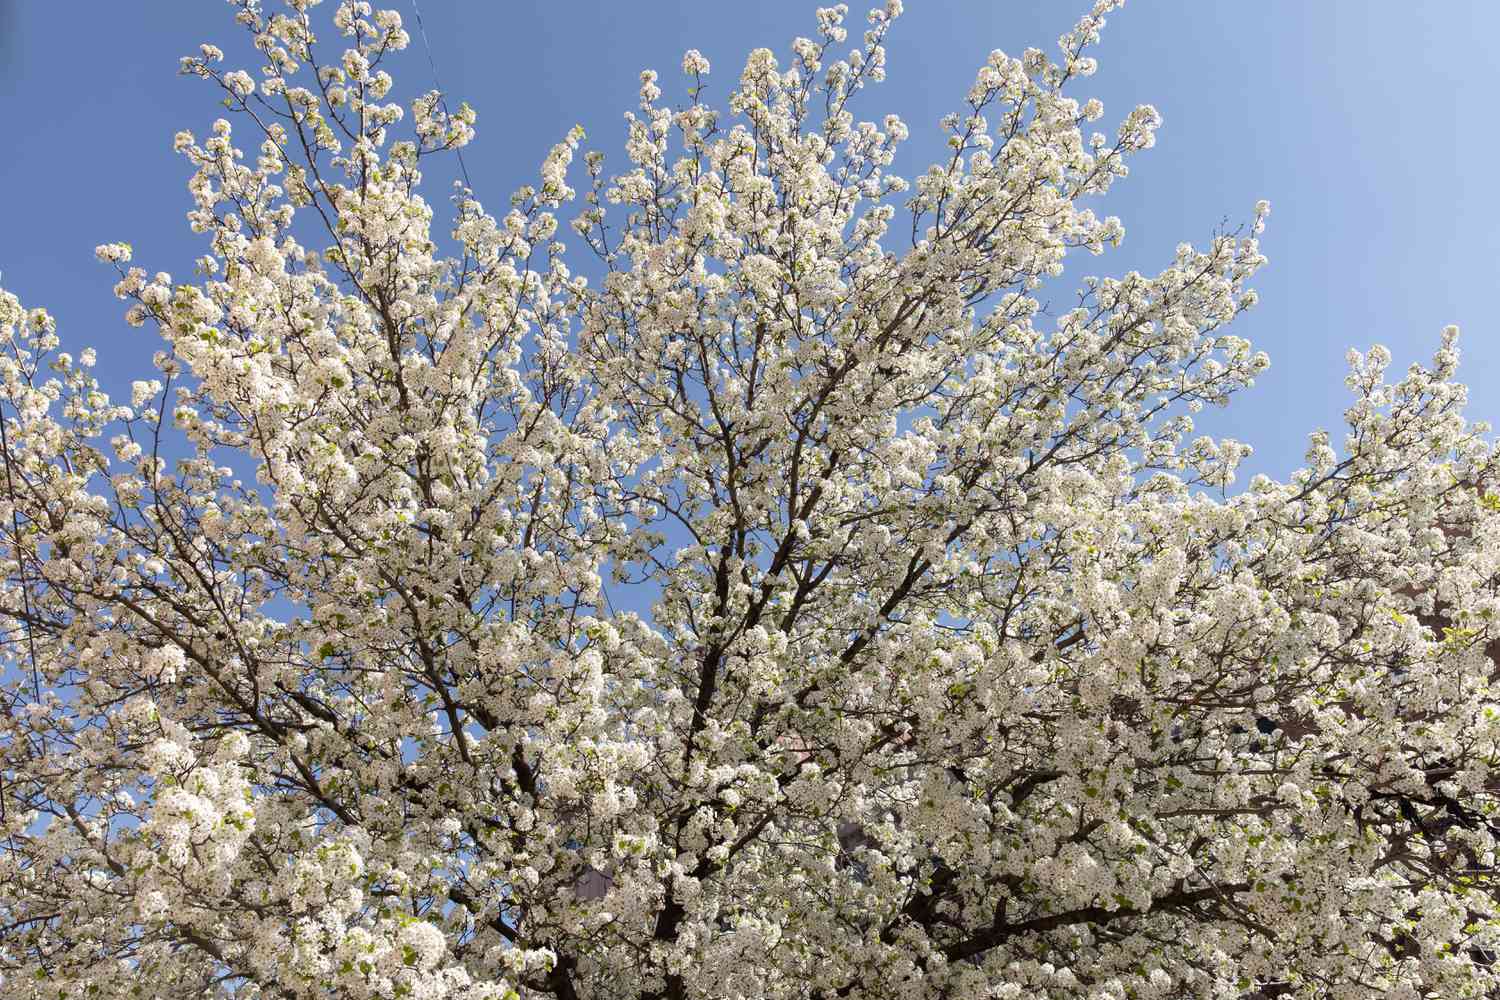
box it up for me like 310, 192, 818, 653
1, 1, 1496, 482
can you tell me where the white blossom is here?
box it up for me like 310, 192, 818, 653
1, 3, 1497, 1000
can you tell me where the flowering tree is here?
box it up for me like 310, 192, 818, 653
3, 1, 1499, 997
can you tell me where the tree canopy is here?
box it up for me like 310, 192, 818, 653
3, 2, 1499, 998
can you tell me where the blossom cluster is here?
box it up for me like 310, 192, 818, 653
3, 1, 1499, 998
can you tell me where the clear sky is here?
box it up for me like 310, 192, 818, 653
1, 1, 1496, 483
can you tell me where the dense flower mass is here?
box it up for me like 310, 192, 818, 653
3, 1, 1499, 997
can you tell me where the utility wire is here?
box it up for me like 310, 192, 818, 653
406, 4, 624, 625
409, 0, 473, 192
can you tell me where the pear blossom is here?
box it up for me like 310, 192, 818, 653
3, 1, 1500, 999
